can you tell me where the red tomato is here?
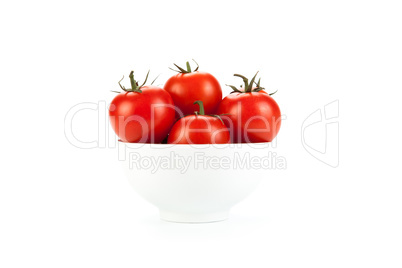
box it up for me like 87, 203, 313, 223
168, 101, 230, 144
164, 61, 222, 116
217, 73, 281, 143
109, 71, 175, 143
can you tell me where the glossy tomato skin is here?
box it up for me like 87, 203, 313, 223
167, 115, 230, 144
164, 72, 222, 116
217, 90, 281, 143
109, 86, 175, 143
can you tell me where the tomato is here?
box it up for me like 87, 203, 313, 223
217, 73, 281, 143
164, 60, 222, 116
109, 71, 175, 143
168, 101, 230, 144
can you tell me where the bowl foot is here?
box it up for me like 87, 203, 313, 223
159, 210, 229, 223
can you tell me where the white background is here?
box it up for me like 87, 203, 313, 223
1, 0, 401, 267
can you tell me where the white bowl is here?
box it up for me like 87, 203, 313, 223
118, 141, 271, 223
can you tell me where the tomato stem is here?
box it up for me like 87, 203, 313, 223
186, 61, 191, 73
169, 59, 200, 74
228, 72, 267, 94
122, 70, 151, 93
193, 100, 205, 115
129, 71, 138, 91
117, 71, 152, 93
248, 71, 259, 93
234, 74, 249, 92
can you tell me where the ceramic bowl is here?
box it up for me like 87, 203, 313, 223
118, 141, 271, 223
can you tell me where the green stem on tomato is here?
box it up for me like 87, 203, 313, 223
227, 72, 267, 94
169, 59, 200, 74
129, 71, 138, 91
186, 61, 191, 73
248, 71, 259, 93
193, 100, 205, 115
